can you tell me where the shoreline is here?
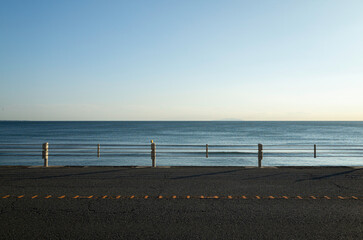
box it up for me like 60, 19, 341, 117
0, 165, 362, 169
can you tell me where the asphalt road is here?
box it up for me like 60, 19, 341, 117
0, 166, 362, 239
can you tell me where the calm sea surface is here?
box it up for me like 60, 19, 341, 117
0, 121, 362, 166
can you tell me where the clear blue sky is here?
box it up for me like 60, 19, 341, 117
1, 0, 363, 120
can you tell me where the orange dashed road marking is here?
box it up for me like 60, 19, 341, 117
1, 195, 361, 200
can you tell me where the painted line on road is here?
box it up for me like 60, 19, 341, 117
1, 195, 362, 200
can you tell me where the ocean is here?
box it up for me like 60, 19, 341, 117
0, 121, 362, 166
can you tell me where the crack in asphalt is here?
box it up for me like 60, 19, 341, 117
87, 201, 96, 213
331, 181, 350, 190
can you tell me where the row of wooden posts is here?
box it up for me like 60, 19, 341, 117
41, 142, 318, 168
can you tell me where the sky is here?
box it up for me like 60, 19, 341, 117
1, 0, 363, 121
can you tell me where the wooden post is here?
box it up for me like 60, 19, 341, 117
314, 144, 316, 158
258, 144, 263, 168
97, 144, 100, 158
151, 140, 156, 167
42, 142, 49, 167
206, 144, 208, 158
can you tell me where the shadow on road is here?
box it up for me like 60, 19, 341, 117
295, 168, 361, 182
29, 169, 131, 180
238, 172, 287, 181
171, 169, 244, 179
171, 169, 287, 180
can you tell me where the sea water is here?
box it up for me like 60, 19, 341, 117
0, 121, 362, 166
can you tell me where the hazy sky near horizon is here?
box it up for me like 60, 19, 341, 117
1, 0, 363, 121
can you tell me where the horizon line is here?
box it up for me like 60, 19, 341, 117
1, 120, 363, 122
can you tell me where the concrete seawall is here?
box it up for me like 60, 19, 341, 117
0, 166, 362, 239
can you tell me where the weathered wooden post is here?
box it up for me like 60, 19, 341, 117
151, 140, 156, 167
314, 144, 317, 158
42, 142, 49, 167
258, 144, 263, 168
97, 144, 100, 158
206, 144, 209, 158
